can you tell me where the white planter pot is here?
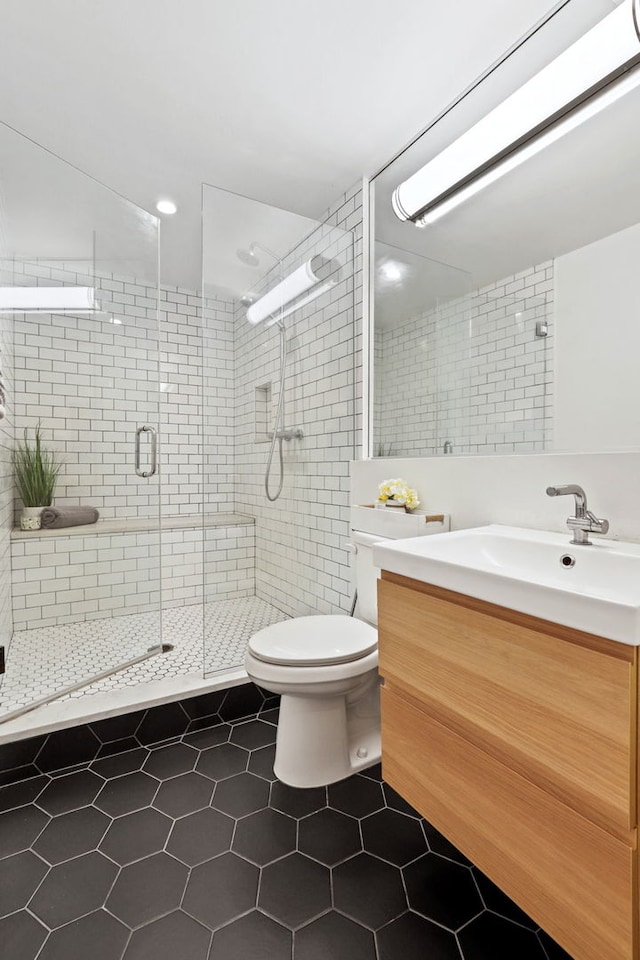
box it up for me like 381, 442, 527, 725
20, 506, 42, 530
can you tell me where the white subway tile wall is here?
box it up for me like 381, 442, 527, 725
11, 522, 255, 630
202, 294, 235, 513
12, 530, 161, 629
374, 262, 553, 457
203, 525, 255, 603
8, 263, 251, 631
228, 185, 361, 619
13, 265, 157, 522
10, 264, 230, 524
3, 184, 362, 654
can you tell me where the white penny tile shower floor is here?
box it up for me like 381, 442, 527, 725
0, 598, 288, 719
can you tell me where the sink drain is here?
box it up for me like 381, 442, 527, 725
559, 553, 576, 568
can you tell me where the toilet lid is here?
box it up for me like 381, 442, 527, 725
248, 615, 377, 666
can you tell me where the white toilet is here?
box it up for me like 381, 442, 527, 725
245, 510, 449, 788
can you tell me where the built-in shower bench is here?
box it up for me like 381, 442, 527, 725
10, 512, 256, 629
11, 511, 255, 538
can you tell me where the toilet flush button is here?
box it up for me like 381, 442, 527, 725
356, 747, 368, 759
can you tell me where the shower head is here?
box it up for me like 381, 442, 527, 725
236, 241, 281, 268
236, 245, 260, 267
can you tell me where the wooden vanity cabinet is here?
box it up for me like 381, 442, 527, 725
378, 570, 639, 960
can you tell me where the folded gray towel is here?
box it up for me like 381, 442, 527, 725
40, 506, 100, 529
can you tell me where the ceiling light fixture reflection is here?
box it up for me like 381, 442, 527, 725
394, 0, 640, 226
380, 262, 405, 282
0, 286, 96, 313
156, 199, 177, 215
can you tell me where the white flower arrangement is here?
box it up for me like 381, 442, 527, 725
377, 478, 420, 511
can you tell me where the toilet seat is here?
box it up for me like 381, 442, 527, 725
248, 615, 377, 667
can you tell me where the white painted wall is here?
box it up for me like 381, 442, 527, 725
554, 220, 640, 452
352, 451, 640, 543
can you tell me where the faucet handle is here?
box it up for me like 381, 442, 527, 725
567, 512, 609, 535
585, 511, 609, 535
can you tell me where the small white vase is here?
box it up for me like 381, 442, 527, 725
20, 506, 42, 531
385, 500, 406, 509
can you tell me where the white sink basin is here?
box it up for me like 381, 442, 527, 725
373, 524, 640, 645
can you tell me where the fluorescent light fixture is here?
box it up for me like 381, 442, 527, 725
0, 286, 96, 313
417, 68, 640, 227
393, 0, 640, 225
246, 255, 340, 327
156, 199, 177, 215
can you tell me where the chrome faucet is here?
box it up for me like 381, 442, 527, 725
546, 484, 609, 545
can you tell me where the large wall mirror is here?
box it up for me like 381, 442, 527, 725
368, 0, 640, 458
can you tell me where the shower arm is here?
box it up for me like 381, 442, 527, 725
252, 241, 281, 263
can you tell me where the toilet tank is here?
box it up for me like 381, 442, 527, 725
351, 530, 387, 626
350, 507, 450, 626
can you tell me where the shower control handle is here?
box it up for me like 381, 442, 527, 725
135, 425, 158, 478
267, 428, 304, 441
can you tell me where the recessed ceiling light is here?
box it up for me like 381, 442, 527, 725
156, 199, 177, 215
380, 262, 404, 282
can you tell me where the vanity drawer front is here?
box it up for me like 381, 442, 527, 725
381, 683, 636, 960
378, 577, 636, 833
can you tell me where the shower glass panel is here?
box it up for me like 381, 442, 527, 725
201, 184, 355, 676
0, 122, 162, 722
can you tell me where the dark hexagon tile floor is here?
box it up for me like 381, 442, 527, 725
0, 699, 575, 959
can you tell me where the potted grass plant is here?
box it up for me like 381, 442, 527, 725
13, 424, 63, 530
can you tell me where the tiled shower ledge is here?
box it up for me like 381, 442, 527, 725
11, 511, 255, 539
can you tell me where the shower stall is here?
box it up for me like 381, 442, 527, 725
0, 124, 357, 735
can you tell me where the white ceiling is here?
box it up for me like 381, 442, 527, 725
0, 0, 562, 291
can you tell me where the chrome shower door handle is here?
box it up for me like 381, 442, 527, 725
135, 425, 158, 478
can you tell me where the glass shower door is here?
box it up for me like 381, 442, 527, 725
0, 121, 163, 723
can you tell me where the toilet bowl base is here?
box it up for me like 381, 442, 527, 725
273, 678, 381, 788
